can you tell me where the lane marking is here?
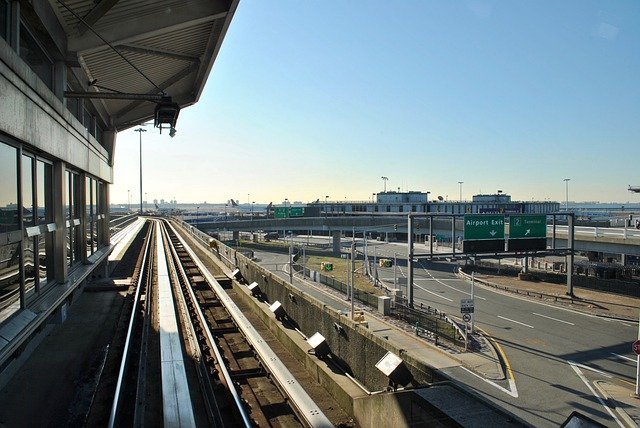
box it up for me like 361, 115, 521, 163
396, 266, 454, 302
417, 264, 487, 300
532, 312, 575, 326
611, 353, 636, 363
568, 362, 624, 428
413, 284, 454, 302
567, 360, 613, 378
621, 323, 634, 328
460, 366, 519, 398
460, 328, 518, 398
497, 315, 534, 329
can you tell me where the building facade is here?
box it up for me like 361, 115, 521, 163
0, 0, 236, 381
317, 191, 559, 216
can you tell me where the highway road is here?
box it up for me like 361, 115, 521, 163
258, 236, 638, 427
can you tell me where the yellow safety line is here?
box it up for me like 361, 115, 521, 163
477, 326, 516, 382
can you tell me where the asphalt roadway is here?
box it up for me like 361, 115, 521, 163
256, 236, 640, 427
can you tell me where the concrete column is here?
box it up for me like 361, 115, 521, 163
79, 173, 88, 263
566, 214, 575, 296
52, 161, 67, 282
332, 230, 341, 255
53, 61, 66, 101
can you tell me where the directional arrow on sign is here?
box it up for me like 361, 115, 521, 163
490, 230, 496, 236
525, 229, 530, 236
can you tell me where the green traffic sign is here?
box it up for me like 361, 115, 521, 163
290, 207, 304, 217
274, 207, 288, 218
463, 215, 505, 240
509, 215, 547, 239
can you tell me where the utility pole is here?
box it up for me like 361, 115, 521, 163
563, 178, 570, 211
458, 181, 464, 202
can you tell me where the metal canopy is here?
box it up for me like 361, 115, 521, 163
51, 0, 238, 130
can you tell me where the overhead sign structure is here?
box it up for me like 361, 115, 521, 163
508, 214, 547, 251
462, 215, 505, 253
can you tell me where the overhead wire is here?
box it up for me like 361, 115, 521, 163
57, 1, 165, 95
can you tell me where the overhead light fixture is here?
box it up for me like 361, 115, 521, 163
154, 96, 180, 137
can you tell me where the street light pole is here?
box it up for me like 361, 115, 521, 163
458, 181, 464, 202
381, 176, 388, 193
324, 195, 329, 218
135, 127, 147, 214
563, 178, 571, 211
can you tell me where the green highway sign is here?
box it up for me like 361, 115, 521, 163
463, 215, 505, 240
274, 207, 288, 218
509, 215, 547, 239
290, 207, 304, 217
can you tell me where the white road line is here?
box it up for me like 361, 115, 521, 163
568, 362, 624, 428
417, 265, 487, 300
460, 366, 518, 398
497, 315, 534, 329
567, 360, 613, 378
621, 323, 634, 328
611, 353, 636, 363
413, 284, 454, 302
532, 312, 575, 326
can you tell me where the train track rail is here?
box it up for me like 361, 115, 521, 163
108, 218, 332, 427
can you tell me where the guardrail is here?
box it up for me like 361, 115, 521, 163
457, 267, 578, 304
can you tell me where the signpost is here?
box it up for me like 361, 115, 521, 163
508, 214, 547, 251
463, 215, 505, 253
461, 298, 475, 351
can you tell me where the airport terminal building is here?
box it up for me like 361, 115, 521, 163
321, 191, 559, 216
0, 0, 236, 382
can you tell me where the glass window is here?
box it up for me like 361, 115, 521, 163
19, 23, 53, 89
23, 237, 36, 298
65, 171, 72, 267
0, 1, 8, 42
0, 243, 21, 319
91, 179, 97, 250
83, 107, 94, 136
36, 160, 50, 225
86, 177, 93, 256
21, 155, 34, 226
0, 143, 18, 234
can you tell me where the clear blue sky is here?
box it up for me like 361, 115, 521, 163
112, 0, 640, 206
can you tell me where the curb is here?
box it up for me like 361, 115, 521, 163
593, 380, 637, 428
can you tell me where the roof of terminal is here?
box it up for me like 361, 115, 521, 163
50, 0, 238, 130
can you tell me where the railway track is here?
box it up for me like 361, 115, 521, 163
108, 219, 332, 427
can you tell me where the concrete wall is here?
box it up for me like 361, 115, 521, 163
0, 38, 111, 182
213, 238, 441, 393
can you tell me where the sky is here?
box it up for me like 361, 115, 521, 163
111, 0, 640, 206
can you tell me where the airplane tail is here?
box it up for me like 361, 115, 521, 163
266, 202, 273, 212
229, 199, 238, 207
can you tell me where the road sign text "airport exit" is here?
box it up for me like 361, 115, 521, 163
464, 215, 505, 240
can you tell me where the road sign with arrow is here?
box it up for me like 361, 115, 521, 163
508, 214, 547, 251
463, 215, 506, 253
